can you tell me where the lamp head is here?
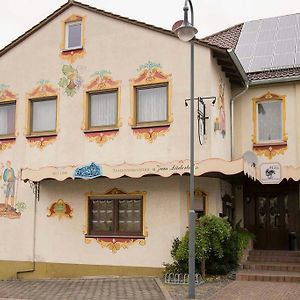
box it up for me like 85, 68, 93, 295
172, 3, 198, 42
174, 23, 198, 42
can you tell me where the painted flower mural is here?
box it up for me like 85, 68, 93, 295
58, 64, 82, 96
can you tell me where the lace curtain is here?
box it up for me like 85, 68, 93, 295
0, 104, 15, 135
32, 99, 56, 132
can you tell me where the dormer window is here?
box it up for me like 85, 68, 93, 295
65, 21, 82, 50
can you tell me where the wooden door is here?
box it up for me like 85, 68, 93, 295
255, 193, 289, 250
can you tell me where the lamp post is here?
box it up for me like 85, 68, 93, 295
174, 1, 198, 299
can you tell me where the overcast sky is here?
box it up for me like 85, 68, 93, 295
0, 0, 300, 49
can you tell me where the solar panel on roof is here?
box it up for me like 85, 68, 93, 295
295, 53, 300, 65
275, 39, 296, 54
235, 13, 300, 73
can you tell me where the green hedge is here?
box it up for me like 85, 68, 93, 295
164, 215, 254, 275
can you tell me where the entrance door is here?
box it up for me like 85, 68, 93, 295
255, 194, 289, 250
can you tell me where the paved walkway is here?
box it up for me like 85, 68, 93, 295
0, 277, 165, 300
208, 281, 300, 300
1, 277, 300, 299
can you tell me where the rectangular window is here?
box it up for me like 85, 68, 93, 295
30, 98, 57, 134
65, 21, 82, 50
257, 100, 282, 142
88, 196, 143, 237
0, 102, 16, 137
89, 91, 118, 129
136, 84, 168, 124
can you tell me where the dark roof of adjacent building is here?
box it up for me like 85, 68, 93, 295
201, 13, 300, 84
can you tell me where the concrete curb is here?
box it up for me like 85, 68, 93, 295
154, 278, 173, 300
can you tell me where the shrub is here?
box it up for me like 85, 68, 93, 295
164, 215, 254, 275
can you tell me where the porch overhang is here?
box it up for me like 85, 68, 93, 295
21, 158, 249, 182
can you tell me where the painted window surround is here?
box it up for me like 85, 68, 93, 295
0, 99, 17, 141
26, 96, 59, 138
84, 86, 121, 133
62, 15, 84, 52
252, 92, 287, 148
84, 188, 147, 240
131, 82, 172, 129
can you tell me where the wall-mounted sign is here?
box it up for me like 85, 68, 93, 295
47, 199, 73, 219
260, 163, 281, 184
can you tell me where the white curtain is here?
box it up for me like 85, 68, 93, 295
258, 101, 282, 142
68, 22, 81, 48
90, 92, 117, 127
0, 104, 15, 135
137, 86, 167, 123
32, 99, 56, 132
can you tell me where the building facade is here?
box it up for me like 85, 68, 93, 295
0, 1, 246, 279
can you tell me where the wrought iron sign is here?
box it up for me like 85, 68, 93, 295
185, 96, 216, 145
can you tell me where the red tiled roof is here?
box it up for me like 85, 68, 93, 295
248, 67, 300, 81
200, 24, 243, 50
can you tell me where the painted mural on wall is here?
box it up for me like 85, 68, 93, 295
58, 65, 82, 96
0, 161, 26, 219
214, 78, 226, 138
47, 199, 73, 219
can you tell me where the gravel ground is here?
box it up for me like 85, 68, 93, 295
163, 276, 232, 299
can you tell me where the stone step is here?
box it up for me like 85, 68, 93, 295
236, 269, 300, 282
249, 250, 300, 257
243, 261, 300, 272
248, 255, 300, 263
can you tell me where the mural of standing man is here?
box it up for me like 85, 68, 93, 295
3, 160, 16, 211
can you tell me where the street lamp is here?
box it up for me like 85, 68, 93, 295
174, 1, 198, 299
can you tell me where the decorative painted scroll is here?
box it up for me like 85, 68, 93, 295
27, 136, 56, 150
132, 126, 170, 143
86, 70, 119, 90
0, 161, 26, 219
74, 162, 102, 179
85, 131, 118, 146
28, 80, 57, 98
47, 199, 73, 219
0, 84, 17, 101
58, 65, 83, 97
60, 15, 86, 63
214, 77, 226, 138
0, 140, 15, 152
253, 144, 287, 160
84, 237, 146, 254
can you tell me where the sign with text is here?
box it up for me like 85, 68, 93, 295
260, 163, 281, 184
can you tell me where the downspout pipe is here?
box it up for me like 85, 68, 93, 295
16, 182, 38, 279
227, 49, 250, 161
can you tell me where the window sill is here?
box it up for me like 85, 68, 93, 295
26, 132, 57, 139
0, 135, 16, 141
85, 234, 145, 240
84, 127, 119, 133
253, 141, 287, 148
62, 47, 83, 53
132, 123, 170, 129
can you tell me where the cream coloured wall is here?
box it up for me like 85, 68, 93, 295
234, 82, 298, 168
0, 5, 228, 171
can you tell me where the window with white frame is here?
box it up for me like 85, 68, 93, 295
30, 98, 57, 134
0, 102, 16, 137
65, 21, 82, 50
136, 84, 168, 124
257, 100, 282, 143
88, 90, 118, 129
